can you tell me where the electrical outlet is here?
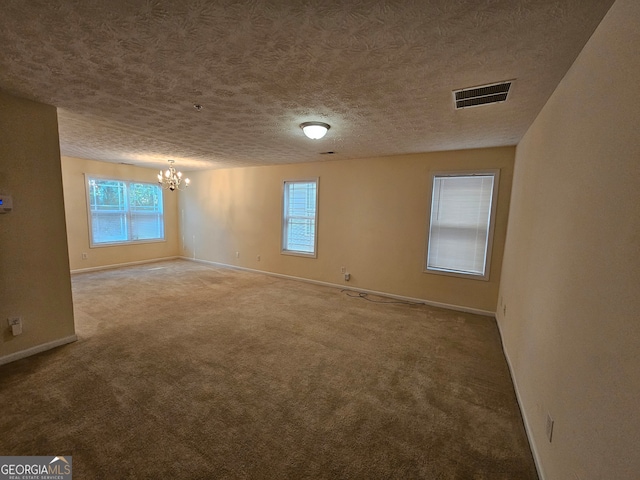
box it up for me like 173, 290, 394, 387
236, 251, 239, 258
344, 273, 350, 281
7, 317, 22, 336
8, 317, 21, 326
341, 266, 346, 274
256, 255, 261, 261
82, 252, 88, 260
546, 413, 554, 442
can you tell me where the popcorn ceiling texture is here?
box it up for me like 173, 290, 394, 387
0, 0, 614, 170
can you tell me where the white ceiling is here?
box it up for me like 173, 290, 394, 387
0, 0, 615, 171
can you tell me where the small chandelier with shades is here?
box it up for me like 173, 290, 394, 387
158, 160, 190, 191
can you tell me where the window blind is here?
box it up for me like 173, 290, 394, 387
427, 174, 495, 276
282, 181, 317, 255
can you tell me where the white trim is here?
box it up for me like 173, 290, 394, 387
0, 335, 77, 366
495, 318, 546, 480
280, 250, 317, 258
88, 238, 167, 249
181, 256, 495, 317
70, 256, 180, 274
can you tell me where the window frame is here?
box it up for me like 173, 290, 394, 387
85, 174, 166, 248
424, 169, 500, 281
281, 178, 319, 258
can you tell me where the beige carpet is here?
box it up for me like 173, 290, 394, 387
0, 259, 537, 479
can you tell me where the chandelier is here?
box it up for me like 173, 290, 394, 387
158, 160, 190, 191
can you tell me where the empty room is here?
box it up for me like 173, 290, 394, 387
0, 1, 638, 479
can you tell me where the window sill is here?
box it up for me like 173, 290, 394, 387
423, 267, 490, 281
281, 250, 317, 259
90, 239, 166, 248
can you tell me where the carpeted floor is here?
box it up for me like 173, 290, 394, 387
0, 259, 538, 479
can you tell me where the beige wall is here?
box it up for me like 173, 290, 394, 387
497, 0, 640, 478
0, 91, 76, 361
62, 156, 180, 271
180, 147, 514, 313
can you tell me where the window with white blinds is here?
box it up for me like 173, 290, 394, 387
426, 171, 499, 279
282, 180, 318, 256
87, 177, 164, 246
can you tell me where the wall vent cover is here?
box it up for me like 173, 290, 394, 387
454, 81, 512, 109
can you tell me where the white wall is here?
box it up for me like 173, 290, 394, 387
497, 0, 640, 478
0, 91, 76, 363
180, 147, 515, 314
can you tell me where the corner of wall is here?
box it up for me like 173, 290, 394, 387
0, 91, 76, 362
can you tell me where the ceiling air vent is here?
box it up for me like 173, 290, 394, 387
454, 81, 512, 109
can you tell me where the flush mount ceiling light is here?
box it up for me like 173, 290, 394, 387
158, 160, 190, 191
300, 121, 330, 139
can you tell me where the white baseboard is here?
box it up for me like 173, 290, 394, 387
0, 335, 78, 366
70, 256, 180, 274
181, 256, 495, 317
495, 318, 545, 480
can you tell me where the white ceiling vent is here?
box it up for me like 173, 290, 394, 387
454, 81, 512, 109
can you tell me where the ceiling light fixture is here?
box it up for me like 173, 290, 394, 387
158, 160, 190, 191
300, 121, 330, 139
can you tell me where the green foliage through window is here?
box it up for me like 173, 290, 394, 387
88, 177, 164, 245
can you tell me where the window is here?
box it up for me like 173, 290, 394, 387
282, 180, 318, 256
426, 171, 499, 279
87, 177, 164, 246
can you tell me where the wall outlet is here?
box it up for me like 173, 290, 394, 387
82, 252, 88, 260
546, 413, 554, 442
344, 273, 351, 281
341, 266, 346, 274
7, 317, 22, 336
236, 251, 239, 258
256, 255, 261, 261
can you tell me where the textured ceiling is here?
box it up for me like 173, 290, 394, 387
0, 0, 615, 171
